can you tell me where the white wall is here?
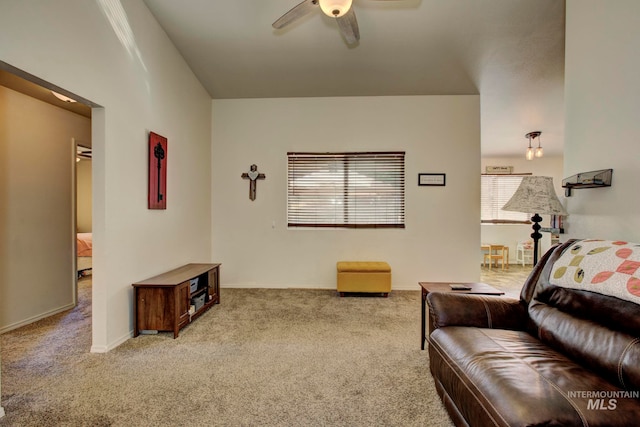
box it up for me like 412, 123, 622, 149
481, 156, 564, 262
0, 86, 90, 332
0, 0, 212, 354
564, 0, 640, 241
212, 96, 480, 289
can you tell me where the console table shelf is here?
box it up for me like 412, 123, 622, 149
132, 263, 220, 338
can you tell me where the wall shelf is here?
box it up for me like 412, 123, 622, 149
562, 169, 612, 196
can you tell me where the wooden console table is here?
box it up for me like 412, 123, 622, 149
133, 263, 220, 338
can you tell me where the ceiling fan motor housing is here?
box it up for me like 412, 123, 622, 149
319, 0, 352, 18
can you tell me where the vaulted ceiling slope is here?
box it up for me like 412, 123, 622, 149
144, 0, 566, 157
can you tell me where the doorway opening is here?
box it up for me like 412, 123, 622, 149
0, 61, 98, 341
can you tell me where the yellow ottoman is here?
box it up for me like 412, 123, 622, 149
336, 261, 391, 297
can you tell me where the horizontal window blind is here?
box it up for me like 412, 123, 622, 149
481, 174, 530, 223
288, 152, 405, 228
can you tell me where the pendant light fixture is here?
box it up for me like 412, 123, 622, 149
525, 131, 542, 160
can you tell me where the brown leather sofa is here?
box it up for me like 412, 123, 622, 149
427, 240, 640, 426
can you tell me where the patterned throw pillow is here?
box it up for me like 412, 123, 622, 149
549, 239, 640, 304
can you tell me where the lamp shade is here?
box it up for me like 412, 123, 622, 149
502, 176, 567, 216
319, 0, 352, 17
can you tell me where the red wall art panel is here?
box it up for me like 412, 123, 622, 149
148, 132, 168, 209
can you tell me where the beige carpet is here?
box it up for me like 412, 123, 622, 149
1, 279, 453, 426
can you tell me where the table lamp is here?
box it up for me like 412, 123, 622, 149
502, 176, 567, 265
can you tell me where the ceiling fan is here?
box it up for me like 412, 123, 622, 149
272, 0, 401, 45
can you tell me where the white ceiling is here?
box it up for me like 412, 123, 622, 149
145, 0, 565, 156
145, 0, 566, 158
0, 1, 566, 158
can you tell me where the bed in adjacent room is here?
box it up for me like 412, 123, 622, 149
77, 232, 92, 278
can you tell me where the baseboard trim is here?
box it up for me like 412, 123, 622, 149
90, 344, 108, 353
221, 284, 417, 291
222, 283, 333, 290
0, 302, 76, 334
90, 331, 132, 353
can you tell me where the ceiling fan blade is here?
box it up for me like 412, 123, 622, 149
336, 8, 360, 45
272, 0, 319, 29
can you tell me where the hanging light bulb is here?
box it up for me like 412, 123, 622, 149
525, 136, 534, 160
526, 145, 534, 160
319, 0, 353, 17
535, 134, 544, 158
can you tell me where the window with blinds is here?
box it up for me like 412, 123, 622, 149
481, 174, 530, 223
287, 152, 405, 228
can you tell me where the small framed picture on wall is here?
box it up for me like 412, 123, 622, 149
418, 173, 446, 186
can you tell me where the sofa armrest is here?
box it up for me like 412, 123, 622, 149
427, 293, 527, 334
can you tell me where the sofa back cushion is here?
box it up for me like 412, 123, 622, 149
528, 240, 640, 391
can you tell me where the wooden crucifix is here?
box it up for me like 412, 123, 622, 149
241, 164, 266, 201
